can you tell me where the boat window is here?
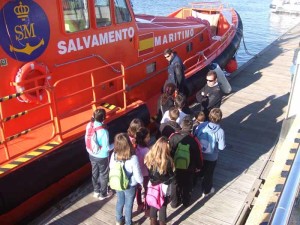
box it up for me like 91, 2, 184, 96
199, 33, 204, 42
94, 0, 112, 27
186, 42, 193, 52
63, 0, 90, 33
114, 0, 131, 24
146, 62, 156, 74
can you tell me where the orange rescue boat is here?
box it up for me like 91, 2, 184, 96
0, 0, 242, 223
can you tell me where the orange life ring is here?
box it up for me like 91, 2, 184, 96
15, 62, 49, 103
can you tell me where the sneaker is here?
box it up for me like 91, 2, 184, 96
202, 187, 215, 198
99, 191, 113, 200
93, 192, 99, 198
116, 217, 125, 225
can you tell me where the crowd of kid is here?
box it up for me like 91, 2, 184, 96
85, 66, 226, 225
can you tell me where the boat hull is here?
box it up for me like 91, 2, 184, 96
0, 104, 150, 223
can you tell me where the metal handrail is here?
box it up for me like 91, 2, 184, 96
270, 144, 300, 225
183, 24, 235, 76
0, 87, 55, 161
0, 61, 126, 163
51, 61, 126, 141
270, 51, 300, 225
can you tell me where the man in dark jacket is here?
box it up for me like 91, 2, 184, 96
164, 48, 189, 97
196, 70, 223, 120
169, 116, 203, 207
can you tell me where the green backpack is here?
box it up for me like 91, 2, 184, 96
109, 161, 130, 191
174, 143, 190, 169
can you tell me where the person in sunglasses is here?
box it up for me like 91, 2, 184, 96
195, 70, 223, 120
163, 48, 189, 97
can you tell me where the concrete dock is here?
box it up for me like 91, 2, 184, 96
29, 23, 300, 225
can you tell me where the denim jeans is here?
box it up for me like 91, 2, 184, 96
89, 155, 109, 196
116, 186, 136, 225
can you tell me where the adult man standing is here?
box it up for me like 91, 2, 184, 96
196, 70, 223, 120
164, 48, 189, 97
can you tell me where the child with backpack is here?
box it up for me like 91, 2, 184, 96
144, 137, 175, 225
109, 133, 143, 225
85, 109, 112, 200
135, 127, 151, 212
194, 108, 226, 197
193, 111, 206, 133
169, 116, 203, 207
127, 118, 144, 149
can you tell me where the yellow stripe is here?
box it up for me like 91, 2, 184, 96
2, 164, 18, 169
102, 103, 109, 108
27, 151, 43, 156
139, 38, 154, 51
3, 96, 10, 101
108, 105, 116, 110
0, 141, 60, 176
38, 145, 54, 150
14, 157, 31, 162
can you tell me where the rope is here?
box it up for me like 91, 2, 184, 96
235, 27, 258, 57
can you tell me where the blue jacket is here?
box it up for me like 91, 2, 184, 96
194, 122, 226, 161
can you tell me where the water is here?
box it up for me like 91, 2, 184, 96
131, 0, 300, 66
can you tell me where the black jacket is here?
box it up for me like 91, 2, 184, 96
148, 160, 175, 185
168, 54, 189, 96
169, 130, 203, 171
196, 84, 223, 118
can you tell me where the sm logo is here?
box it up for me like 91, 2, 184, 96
15, 24, 37, 41
0, 0, 50, 62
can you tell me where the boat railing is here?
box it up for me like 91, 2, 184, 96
0, 61, 126, 164
183, 24, 235, 76
51, 61, 126, 142
54, 54, 121, 74
0, 86, 56, 161
189, 1, 224, 10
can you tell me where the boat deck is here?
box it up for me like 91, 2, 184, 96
29, 24, 300, 225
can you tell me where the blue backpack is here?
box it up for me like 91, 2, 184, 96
195, 123, 218, 154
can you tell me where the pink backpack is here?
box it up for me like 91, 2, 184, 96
146, 182, 164, 209
85, 122, 103, 154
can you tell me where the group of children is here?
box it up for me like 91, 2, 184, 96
85, 85, 225, 225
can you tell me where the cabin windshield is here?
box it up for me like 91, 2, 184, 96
95, 0, 112, 27
63, 0, 90, 33
114, 0, 131, 24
